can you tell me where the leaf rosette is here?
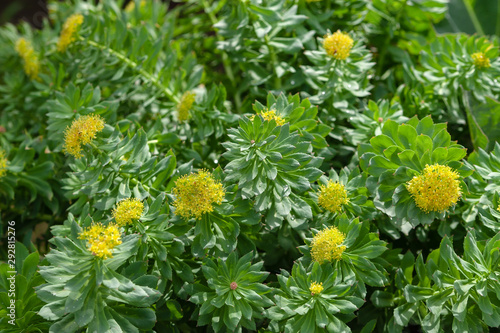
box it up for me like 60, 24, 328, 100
311, 166, 376, 222
302, 31, 374, 116
188, 252, 273, 332
359, 115, 473, 233
36, 219, 161, 333
222, 99, 323, 229
266, 261, 364, 333
417, 34, 500, 115
300, 214, 388, 294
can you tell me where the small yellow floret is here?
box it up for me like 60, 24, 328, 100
79, 223, 122, 259
173, 169, 225, 220
15, 38, 40, 79
309, 281, 324, 295
57, 14, 84, 52
0, 149, 7, 178
318, 180, 349, 213
497, 204, 500, 213
472, 52, 491, 69
63, 114, 105, 158
112, 198, 144, 226
250, 109, 286, 126
177, 91, 196, 122
310, 226, 346, 263
406, 164, 462, 213
323, 30, 354, 60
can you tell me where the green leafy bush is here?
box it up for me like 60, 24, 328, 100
1, 0, 500, 332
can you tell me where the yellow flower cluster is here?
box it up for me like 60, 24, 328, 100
57, 14, 84, 52
309, 281, 324, 295
79, 223, 122, 259
0, 149, 7, 178
250, 109, 286, 126
472, 52, 491, 69
406, 164, 462, 213
15, 38, 40, 79
173, 169, 225, 220
112, 198, 144, 226
311, 226, 346, 263
497, 204, 500, 213
63, 114, 105, 158
177, 91, 196, 122
125, 0, 147, 12
323, 30, 354, 60
317, 180, 349, 214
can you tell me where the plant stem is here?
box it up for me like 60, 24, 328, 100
376, 0, 408, 77
264, 35, 282, 90
129, 177, 153, 193
79, 37, 178, 103
463, 0, 485, 36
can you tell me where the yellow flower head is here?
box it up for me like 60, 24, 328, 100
323, 30, 354, 60
317, 180, 349, 213
250, 109, 286, 126
173, 169, 225, 220
496, 204, 500, 213
310, 226, 346, 263
309, 281, 324, 295
15, 38, 40, 79
79, 223, 122, 259
125, 0, 147, 12
57, 14, 84, 52
406, 164, 462, 213
177, 91, 196, 122
112, 198, 144, 226
472, 52, 491, 69
63, 114, 105, 158
0, 149, 7, 178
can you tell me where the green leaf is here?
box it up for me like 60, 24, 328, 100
370, 290, 394, 308
404, 285, 434, 302
368, 156, 400, 176
398, 124, 418, 149
112, 306, 157, 330
360, 319, 377, 333
393, 303, 417, 326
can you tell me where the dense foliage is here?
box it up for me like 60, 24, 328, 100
1, 0, 500, 332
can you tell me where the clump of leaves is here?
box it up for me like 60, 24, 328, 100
188, 252, 273, 332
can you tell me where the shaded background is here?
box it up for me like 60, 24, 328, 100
0, 0, 49, 28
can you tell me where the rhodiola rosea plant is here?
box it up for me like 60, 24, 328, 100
1, 0, 500, 332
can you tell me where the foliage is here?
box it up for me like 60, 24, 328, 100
0, 243, 48, 333
359, 115, 473, 233
1, 0, 500, 332
188, 252, 273, 332
266, 261, 364, 332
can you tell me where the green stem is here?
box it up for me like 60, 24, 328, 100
201, 0, 242, 112
129, 177, 153, 193
376, 0, 408, 77
89, 142, 104, 156
79, 37, 178, 103
463, 0, 485, 36
264, 35, 282, 90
